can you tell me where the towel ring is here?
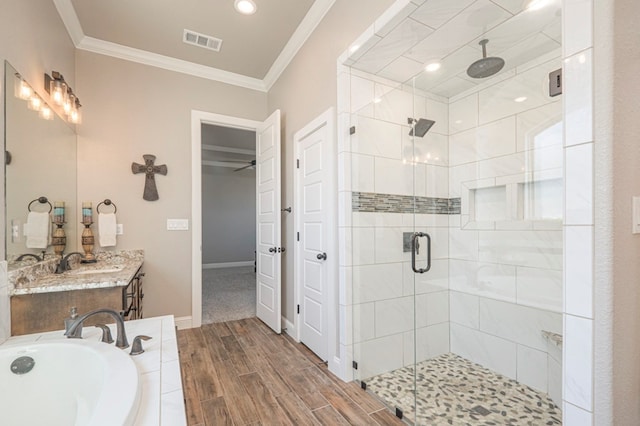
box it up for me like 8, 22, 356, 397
96, 199, 117, 214
28, 197, 52, 213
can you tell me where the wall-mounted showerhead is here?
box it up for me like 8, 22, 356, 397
467, 39, 504, 79
409, 118, 436, 138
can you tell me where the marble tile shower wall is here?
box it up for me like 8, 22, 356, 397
447, 54, 564, 404
339, 54, 564, 405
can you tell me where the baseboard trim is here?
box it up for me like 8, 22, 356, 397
282, 316, 297, 340
174, 316, 193, 329
202, 261, 254, 269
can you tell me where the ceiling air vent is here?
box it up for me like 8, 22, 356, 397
183, 29, 222, 52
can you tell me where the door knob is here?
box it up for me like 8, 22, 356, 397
317, 252, 327, 261
268, 247, 277, 253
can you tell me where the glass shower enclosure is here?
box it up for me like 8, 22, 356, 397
346, 1, 564, 423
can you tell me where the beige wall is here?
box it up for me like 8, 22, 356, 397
267, 0, 395, 320
75, 51, 267, 318
612, 0, 640, 419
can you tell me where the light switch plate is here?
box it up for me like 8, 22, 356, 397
116, 224, 124, 235
167, 219, 189, 231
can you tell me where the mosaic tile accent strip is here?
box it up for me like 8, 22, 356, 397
364, 353, 562, 426
352, 192, 461, 215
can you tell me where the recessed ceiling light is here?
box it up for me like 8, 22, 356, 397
514, 96, 528, 103
349, 44, 360, 53
235, 0, 256, 15
525, 0, 550, 11
373, 98, 382, 104
425, 62, 442, 72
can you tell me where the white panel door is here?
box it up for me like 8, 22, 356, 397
256, 110, 281, 333
297, 120, 330, 361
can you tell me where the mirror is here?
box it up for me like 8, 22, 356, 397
4, 61, 78, 266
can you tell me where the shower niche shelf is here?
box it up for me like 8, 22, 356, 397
460, 172, 562, 231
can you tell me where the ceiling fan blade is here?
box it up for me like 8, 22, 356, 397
233, 159, 256, 172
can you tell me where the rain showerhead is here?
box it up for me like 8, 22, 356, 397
467, 39, 504, 79
409, 118, 436, 138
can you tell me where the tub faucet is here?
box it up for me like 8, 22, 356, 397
64, 308, 129, 349
55, 252, 84, 274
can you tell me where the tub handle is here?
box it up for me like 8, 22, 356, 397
130, 335, 152, 356
95, 324, 114, 344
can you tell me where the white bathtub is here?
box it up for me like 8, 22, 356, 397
0, 339, 141, 426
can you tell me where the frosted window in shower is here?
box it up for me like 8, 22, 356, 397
472, 186, 506, 221
519, 179, 563, 220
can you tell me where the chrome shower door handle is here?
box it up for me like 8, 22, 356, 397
411, 232, 431, 274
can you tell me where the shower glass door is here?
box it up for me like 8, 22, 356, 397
349, 71, 436, 420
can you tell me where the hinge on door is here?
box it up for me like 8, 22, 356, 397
296, 159, 300, 169
349, 126, 356, 135
297, 304, 300, 314
352, 361, 358, 370
297, 232, 300, 241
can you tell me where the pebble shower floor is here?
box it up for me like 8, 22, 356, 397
364, 353, 562, 425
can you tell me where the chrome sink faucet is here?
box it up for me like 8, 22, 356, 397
55, 252, 84, 274
64, 308, 129, 349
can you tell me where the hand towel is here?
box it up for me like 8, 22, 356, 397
25, 211, 50, 249
99, 212, 117, 247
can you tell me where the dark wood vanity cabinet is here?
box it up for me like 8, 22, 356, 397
123, 268, 145, 320
11, 265, 145, 336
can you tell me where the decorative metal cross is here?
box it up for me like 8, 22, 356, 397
131, 154, 168, 201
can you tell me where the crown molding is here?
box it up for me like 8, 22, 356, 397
262, 0, 336, 90
53, 0, 84, 45
78, 36, 266, 91
53, 0, 334, 93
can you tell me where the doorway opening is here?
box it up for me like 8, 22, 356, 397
201, 124, 256, 324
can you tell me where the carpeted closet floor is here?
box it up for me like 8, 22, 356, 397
202, 266, 256, 324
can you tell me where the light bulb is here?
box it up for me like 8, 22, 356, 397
18, 80, 33, 100
28, 95, 42, 111
39, 105, 53, 120
50, 80, 67, 106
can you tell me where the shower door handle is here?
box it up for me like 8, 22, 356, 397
411, 232, 431, 274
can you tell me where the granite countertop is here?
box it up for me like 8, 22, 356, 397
9, 249, 144, 296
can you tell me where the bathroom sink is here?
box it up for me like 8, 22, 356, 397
69, 265, 125, 275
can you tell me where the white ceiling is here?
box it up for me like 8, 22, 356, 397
53, 0, 334, 91
348, 0, 562, 98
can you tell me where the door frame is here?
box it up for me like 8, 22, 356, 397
191, 110, 262, 328
293, 107, 338, 370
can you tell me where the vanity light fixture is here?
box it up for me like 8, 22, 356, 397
234, 0, 257, 15
44, 71, 82, 124
13, 73, 56, 122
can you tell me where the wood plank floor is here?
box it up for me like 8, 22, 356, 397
177, 317, 404, 426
